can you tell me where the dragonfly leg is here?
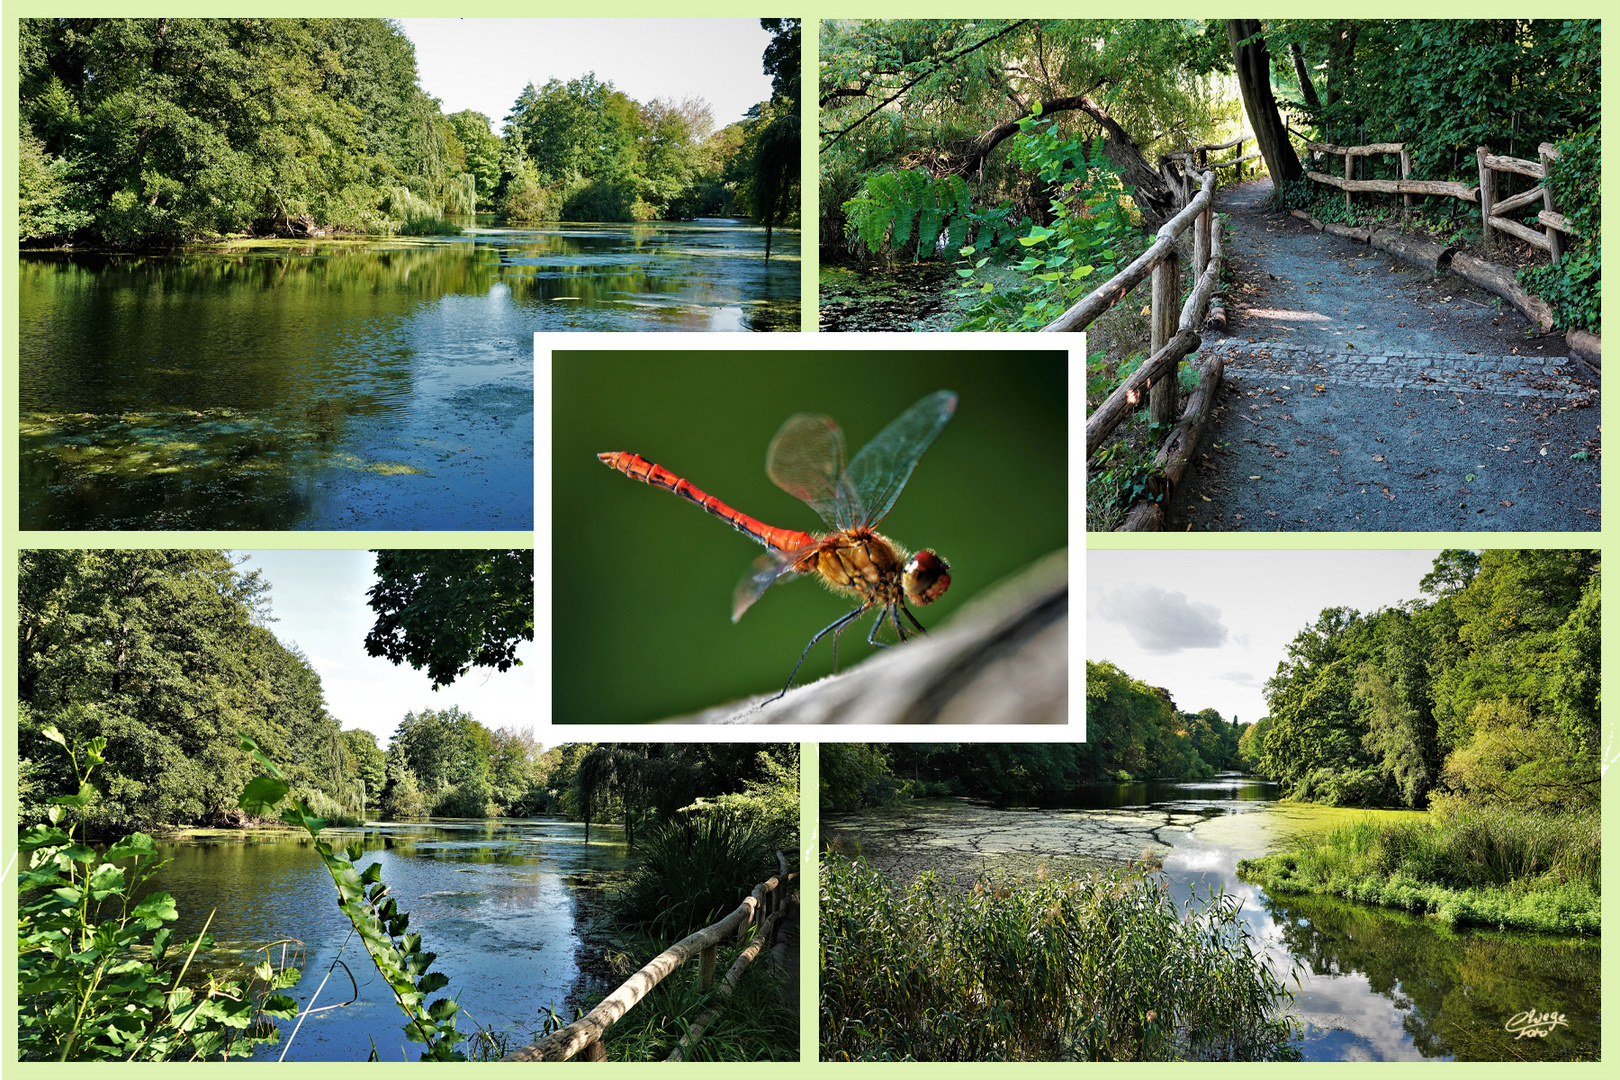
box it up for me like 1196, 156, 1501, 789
898, 602, 928, 636
767, 605, 866, 705
866, 607, 893, 649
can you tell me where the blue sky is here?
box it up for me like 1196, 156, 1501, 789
239, 549, 536, 747
1087, 550, 1443, 725
398, 19, 776, 135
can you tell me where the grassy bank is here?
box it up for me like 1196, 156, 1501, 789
1237, 803, 1599, 935
821, 854, 1299, 1062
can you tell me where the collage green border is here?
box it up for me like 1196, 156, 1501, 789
2, 4, 1612, 1069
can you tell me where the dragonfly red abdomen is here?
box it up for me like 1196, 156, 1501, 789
597, 450, 815, 556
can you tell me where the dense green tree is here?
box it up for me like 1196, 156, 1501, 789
364, 549, 533, 689
16, 549, 336, 833
446, 110, 504, 210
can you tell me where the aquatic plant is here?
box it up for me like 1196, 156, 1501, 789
1237, 803, 1601, 934
821, 853, 1300, 1061
237, 734, 468, 1059
16, 728, 299, 1060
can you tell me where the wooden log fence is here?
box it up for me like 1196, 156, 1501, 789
501, 854, 799, 1063
1478, 143, 1570, 261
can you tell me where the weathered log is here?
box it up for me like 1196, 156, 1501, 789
1210, 150, 1262, 169
1086, 329, 1201, 456
1490, 184, 1547, 217
1305, 171, 1477, 200
1288, 208, 1314, 224
1206, 296, 1228, 332
1043, 169, 1216, 333
1150, 249, 1182, 427
1180, 218, 1223, 324
1486, 213, 1554, 253
1119, 349, 1226, 532
1479, 150, 1545, 178
502, 874, 793, 1060
667, 904, 790, 1062
1371, 228, 1458, 272
1323, 222, 1372, 243
1449, 252, 1555, 332
1537, 211, 1576, 236
1291, 133, 1406, 156
1565, 329, 1600, 369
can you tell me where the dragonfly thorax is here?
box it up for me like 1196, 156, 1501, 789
796, 527, 950, 612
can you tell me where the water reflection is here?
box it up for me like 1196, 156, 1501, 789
18, 219, 797, 530
828, 780, 1599, 1061
133, 819, 631, 1061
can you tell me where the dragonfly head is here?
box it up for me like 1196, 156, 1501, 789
902, 549, 951, 608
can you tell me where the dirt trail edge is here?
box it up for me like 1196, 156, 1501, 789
1167, 179, 1598, 532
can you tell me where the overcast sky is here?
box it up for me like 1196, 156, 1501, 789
1086, 550, 1445, 725
398, 19, 775, 135
239, 550, 536, 748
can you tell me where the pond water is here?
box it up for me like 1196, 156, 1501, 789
131, 819, 631, 1062
824, 777, 1600, 1062
18, 219, 798, 530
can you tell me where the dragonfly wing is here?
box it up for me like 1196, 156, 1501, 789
765, 412, 856, 529
846, 389, 958, 526
732, 549, 804, 623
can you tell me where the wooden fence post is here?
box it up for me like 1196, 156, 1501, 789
1399, 147, 1412, 215
1194, 202, 1211, 280
697, 943, 717, 990
581, 1036, 607, 1062
1539, 143, 1564, 264
1344, 150, 1354, 213
1149, 248, 1181, 428
1477, 145, 1496, 249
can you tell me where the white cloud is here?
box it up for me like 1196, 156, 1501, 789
1094, 584, 1229, 653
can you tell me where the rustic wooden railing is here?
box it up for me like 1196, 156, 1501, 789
1289, 129, 1574, 263
501, 851, 799, 1063
1055, 163, 1218, 454
1478, 143, 1572, 261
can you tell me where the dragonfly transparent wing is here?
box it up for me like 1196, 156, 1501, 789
732, 548, 808, 623
765, 412, 857, 530
846, 390, 958, 527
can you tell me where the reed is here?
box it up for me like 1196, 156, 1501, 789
821, 854, 1299, 1061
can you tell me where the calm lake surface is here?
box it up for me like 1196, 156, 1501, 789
18, 218, 798, 530
825, 777, 1599, 1062
133, 819, 631, 1062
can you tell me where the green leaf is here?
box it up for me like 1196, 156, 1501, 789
132, 892, 178, 921
42, 725, 67, 748
240, 776, 290, 818
104, 833, 158, 861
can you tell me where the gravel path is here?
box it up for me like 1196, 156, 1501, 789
1167, 179, 1599, 531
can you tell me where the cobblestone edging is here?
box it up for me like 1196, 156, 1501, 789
1201, 339, 1594, 400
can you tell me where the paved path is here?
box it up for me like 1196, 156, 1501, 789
1168, 180, 1599, 531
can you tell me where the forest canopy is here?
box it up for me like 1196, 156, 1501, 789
18, 17, 799, 245
1090, 550, 1600, 812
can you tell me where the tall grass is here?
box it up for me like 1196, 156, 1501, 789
821, 854, 1299, 1062
1237, 803, 1600, 934
612, 813, 777, 940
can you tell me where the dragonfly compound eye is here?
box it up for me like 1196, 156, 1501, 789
903, 549, 951, 606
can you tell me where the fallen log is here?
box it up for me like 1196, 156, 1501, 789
1323, 222, 1372, 243
1565, 329, 1601, 370
1119, 349, 1226, 532
1449, 252, 1556, 332
1289, 208, 1314, 224
1372, 228, 1458, 273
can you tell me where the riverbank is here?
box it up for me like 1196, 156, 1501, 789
1237, 804, 1600, 935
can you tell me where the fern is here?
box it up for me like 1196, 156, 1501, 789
843, 169, 994, 261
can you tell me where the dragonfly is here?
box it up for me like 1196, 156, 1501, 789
598, 389, 958, 703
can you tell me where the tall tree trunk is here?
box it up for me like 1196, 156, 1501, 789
1228, 20, 1303, 192
1323, 21, 1359, 143
1288, 42, 1322, 111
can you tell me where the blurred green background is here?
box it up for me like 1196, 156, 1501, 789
553, 349, 1070, 723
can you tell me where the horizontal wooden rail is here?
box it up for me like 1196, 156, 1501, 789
502, 861, 799, 1062
1304, 171, 1477, 201
1041, 167, 1217, 335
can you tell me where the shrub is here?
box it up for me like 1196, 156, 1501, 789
612, 813, 777, 940
1519, 126, 1599, 332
